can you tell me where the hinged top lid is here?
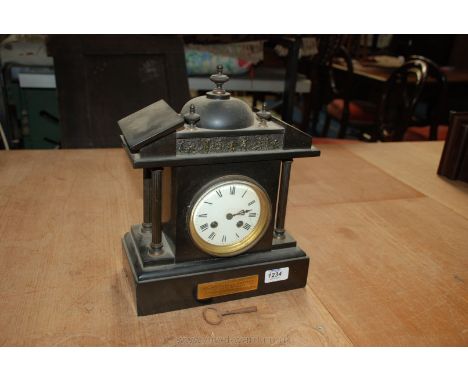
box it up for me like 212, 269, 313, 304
118, 99, 184, 153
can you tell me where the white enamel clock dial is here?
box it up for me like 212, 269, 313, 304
189, 177, 272, 257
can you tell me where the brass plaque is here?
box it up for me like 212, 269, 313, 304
197, 275, 259, 300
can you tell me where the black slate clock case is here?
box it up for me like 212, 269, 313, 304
119, 66, 320, 315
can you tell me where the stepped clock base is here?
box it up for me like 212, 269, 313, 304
122, 229, 310, 316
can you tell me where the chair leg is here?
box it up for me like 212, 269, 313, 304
252, 93, 266, 110
429, 123, 438, 140
311, 103, 322, 134
338, 113, 349, 139
322, 113, 331, 137
301, 93, 313, 133
309, 74, 322, 134
393, 123, 406, 141
252, 94, 258, 109
370, 125, 380, 142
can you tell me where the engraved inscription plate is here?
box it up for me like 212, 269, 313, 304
197, 275, 259, 300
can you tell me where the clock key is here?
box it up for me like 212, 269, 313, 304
221, 306, 257, 316
202, 306, 257, 325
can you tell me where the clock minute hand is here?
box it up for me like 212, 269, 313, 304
226, 209, 252, 220
232, 209, 252, 217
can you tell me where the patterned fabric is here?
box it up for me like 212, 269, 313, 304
185, 48, 252, 76
185, 41, 264, 64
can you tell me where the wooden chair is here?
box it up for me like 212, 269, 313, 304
318, 45, 377, 139
318, 56, 428, 142
376, 60, 428, 141
300, 35, 345, 134
404, 55, 448, 141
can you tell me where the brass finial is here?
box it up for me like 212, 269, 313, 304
208, 65, 230, 97
256, 103, 271, 127
183, 104, 200, 130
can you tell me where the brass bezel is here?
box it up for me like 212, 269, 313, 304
188, 175, 272, 257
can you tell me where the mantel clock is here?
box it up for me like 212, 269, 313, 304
119, 66, 320, 315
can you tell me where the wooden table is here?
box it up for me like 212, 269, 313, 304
332, 61, 468, 122
333, 62, 468, 83
1, 142, 467, 346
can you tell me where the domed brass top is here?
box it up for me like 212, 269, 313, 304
180, 65, 255, 130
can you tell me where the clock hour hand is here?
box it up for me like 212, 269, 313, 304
226, 209, 252, 220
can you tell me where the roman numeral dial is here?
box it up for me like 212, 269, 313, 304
189, 177, 272, 257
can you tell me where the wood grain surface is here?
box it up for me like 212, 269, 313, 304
0, 142, 466, 346
347, 142, 468, 218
